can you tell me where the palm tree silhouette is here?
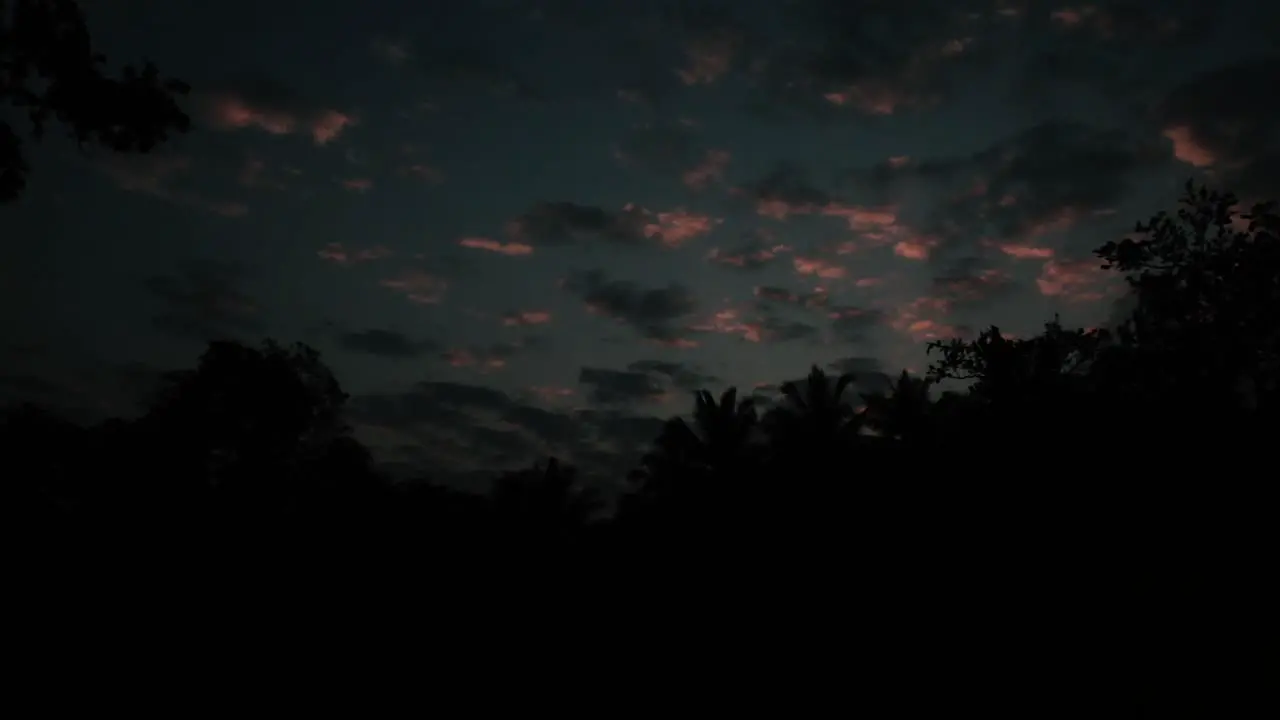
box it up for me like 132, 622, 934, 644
764, 365, 860, 453
861, 370, 935, 443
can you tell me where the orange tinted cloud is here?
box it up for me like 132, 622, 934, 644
459, 237, 535, 256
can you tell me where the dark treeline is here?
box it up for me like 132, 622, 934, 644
8, 183, 1277, 711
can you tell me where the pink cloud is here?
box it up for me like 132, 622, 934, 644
443, 348, 506, 370
401, 164, 445, 183
380, 270, 447, 304
1036, 259, 1109, 301
682, 149, 731, 190
1050, 7, 1096, 27
459, 237, 534, 256
503, 311, 551, 326
888, 296, 959, 342
99, 154, 247, 217
531, 386, 575, 402
999, 243, 1055, 260
317, 243, 392, 264
793, 257, 847, 279
641, 209, 723, 248
690, 308, 763, 343
341, 177, 373, 192
1163, 126, 1217, 168
893, 237, 939, 260
706, 243, 792, 268
204, 93, 355, 145
677, 34, 736, 85
823, 83, 908, 115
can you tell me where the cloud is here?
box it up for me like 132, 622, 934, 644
507, 201, 651, 246
196, 74, 355, 145
613, 121, 701, 175
441, 342, 527, 370
1155, 55, 1280, 197
380, 270, 448, 305
338, 329, 432, 358
828, 306, 887, 344
459, 237, 535, 256
865, 121, 1169, 260
98, 153, 247, 217
626, 360, 720, 392
706, 230, 792, 271
506, 200, 722, 250
501, 310, 552, 327
318, 243, 393, 264
682, 149, 732, 191
144, 260, 263, 342
578, 367, 665, 405
562, 270, 698, 345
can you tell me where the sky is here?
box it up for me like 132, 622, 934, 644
2, 0, 1277, 487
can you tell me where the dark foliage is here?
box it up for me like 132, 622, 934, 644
1, 0, 190, 202
8, 183, 1277, 713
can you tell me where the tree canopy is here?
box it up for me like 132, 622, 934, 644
1, 0, 190, 202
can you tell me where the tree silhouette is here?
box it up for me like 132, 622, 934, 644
1, 0, 191, 202
140, 340, 350, 522
761, 365, 859, 469
859, 370, 935, 444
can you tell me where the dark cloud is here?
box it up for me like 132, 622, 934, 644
614, 121, 700, 174
626, 360, 720, 392
760, 317, 820, 343
830, 306, 885, 344
145, 260, 263, 342
869, 121, 1170, 259
509, 201, 651, 246
338, 329, 432, 358
578, 367, 664, 405
741, 162, 831, 209
1155, 54, 1280, 197
754, 285, 829, 310
563, 270, 697, 343
931, 258, 1020, 312
440, 341, 530, 368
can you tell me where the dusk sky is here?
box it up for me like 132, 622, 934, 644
3, 0, 1277, 486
